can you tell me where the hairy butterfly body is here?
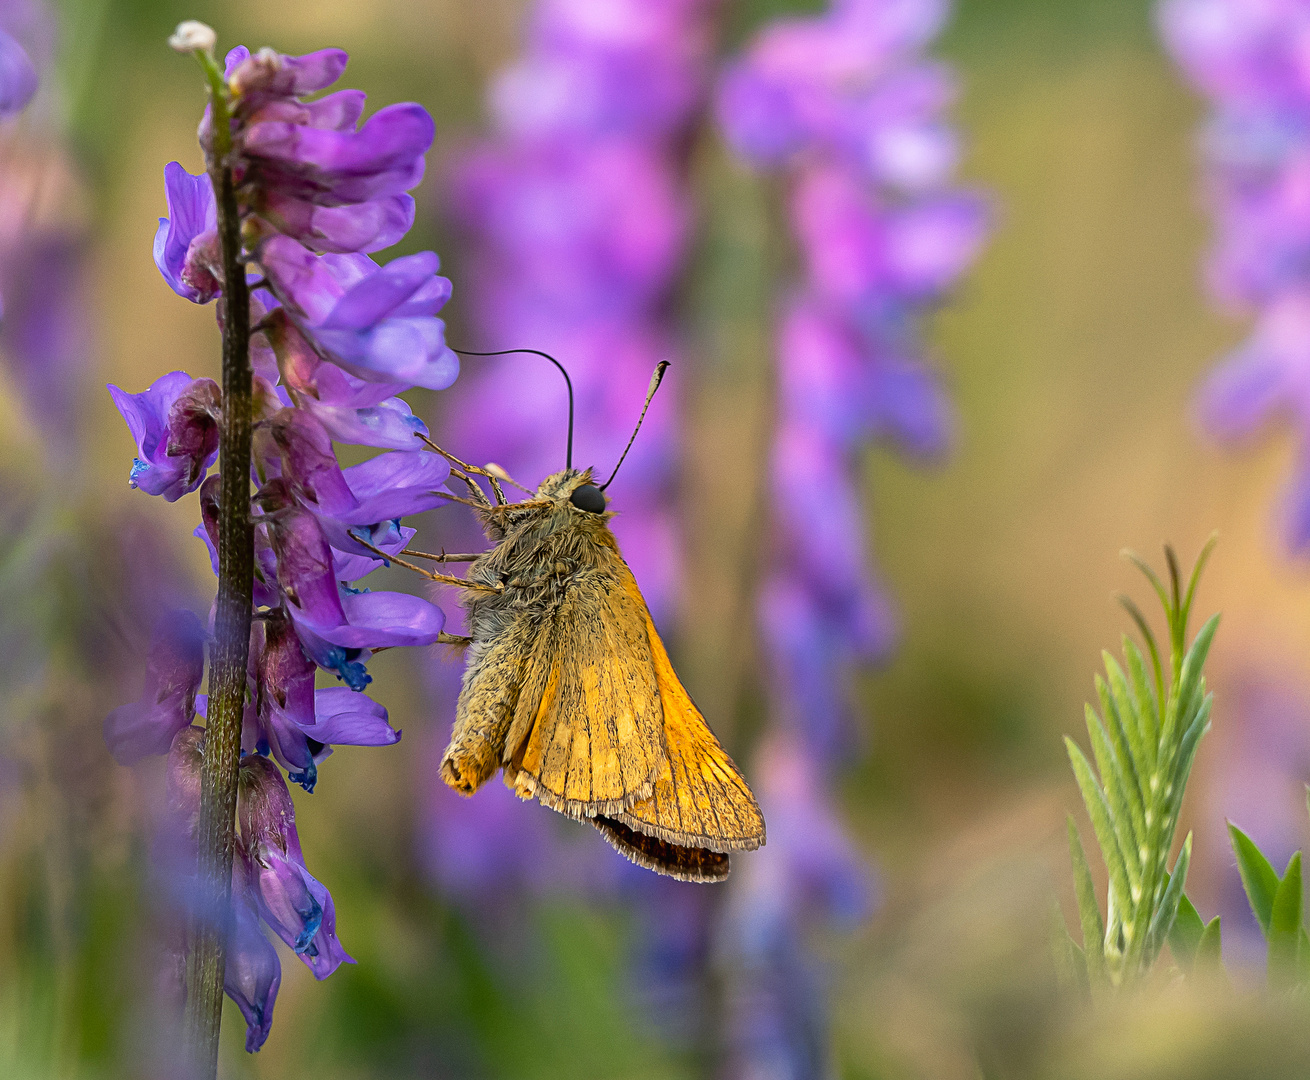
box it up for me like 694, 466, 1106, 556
440, 466, 765, 882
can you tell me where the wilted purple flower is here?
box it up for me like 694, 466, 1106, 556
108, 371, 220, 501
103, 609, 206, 765
226, 853, 282, 1053
239, 755, 354, 978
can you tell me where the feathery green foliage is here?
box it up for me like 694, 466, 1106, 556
1064, 539, 1218, 987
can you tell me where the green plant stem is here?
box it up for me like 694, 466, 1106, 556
182, 52, 253, 1079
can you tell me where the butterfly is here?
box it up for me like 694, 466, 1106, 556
378, 357, 766, 881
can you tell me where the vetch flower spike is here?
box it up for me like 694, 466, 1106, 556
1061, 536, 1219, 989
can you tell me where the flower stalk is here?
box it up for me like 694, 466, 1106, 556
182, 43, 254, 1076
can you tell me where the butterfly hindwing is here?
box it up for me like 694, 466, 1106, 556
609, 579, 766, 855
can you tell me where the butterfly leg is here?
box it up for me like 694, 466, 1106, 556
401, 549, 484, 563
415, 433, 534, 506
346, 532, 502, 593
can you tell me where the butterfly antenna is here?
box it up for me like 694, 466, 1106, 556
451, 347, 575, 469
600, 361, 669, 492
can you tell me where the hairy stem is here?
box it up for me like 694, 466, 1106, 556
183, 54, 253, 1079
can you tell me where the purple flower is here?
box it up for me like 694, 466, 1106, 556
245, 612, 400, 792
228, 46, 348, 101
108, 371, 221, 501
722, 735, 872, 1078
239, 755, 354, 978
0, 28, 36, 117
103, 609, 206, 764
258, 239, 458, 390
261, 503, 446, 686
266, 407, 449, 532
257, 189, 415, 254
265, 310, 429, 449
241, 101, 433, 206
153, 162, 219, 303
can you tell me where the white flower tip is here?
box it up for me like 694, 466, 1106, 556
169, 21, 217, 54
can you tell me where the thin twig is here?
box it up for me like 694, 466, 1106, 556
183, 45, 254, 1080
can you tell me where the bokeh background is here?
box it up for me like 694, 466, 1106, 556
8, 0, 1310, 1076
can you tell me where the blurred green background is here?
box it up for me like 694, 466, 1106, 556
8, 0, 1310, 1076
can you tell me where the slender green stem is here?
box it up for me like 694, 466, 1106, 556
182, 50, 254, 1079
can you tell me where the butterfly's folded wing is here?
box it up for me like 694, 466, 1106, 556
598, 596, 766, 873
502, 565, 666, 817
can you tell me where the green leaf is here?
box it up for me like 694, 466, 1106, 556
1067, 740, 1133, 920
1068, 815, 1106, 984
1168, 696, 1213, 820
1169, 893, 1205, 971
1175, 615, 1220, 723
1268, 851, 1303, 990
1122, 549, 1171, 623
1050, 899, 1089, 993
1123, 638, 1161, 750
1179, 532, 1218, 642
1196, 916, 1222, 972
1102, 657, 1152, 807
1097, 673, 1150, 822
1146, 833, 1192, 965
1228, 822, 1280, 935
1084, 703, 1142, 887
1117, 593, 1164, 708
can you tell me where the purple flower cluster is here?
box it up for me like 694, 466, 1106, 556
426, 0, 718, 898
1161, 0, 1310, 550
715, 0, 986, 1068
105, 39, 455, 1051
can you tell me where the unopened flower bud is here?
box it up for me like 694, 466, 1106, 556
168, 21, 216, 55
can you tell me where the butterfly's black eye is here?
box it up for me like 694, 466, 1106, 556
570, 484, 606, 514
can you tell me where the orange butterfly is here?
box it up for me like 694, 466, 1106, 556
380, 358, 765, 881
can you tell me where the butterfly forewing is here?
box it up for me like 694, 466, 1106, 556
502, 550, 665, 817
607, 592, 766, 854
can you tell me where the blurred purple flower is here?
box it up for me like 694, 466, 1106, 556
103, 609, 206, 765
714, 0, 981, 1071
722, 735, 873, 1079
720, 0, 986, 759
1161, 0, 1310, 554
0, 28, 35, 117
